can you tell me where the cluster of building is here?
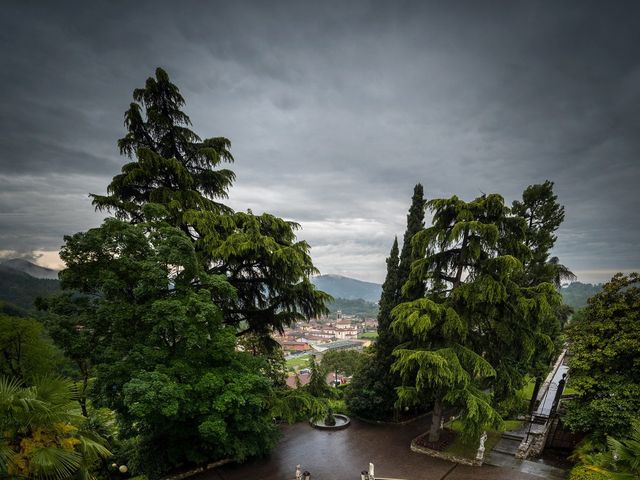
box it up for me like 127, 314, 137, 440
275, 311, 377, 356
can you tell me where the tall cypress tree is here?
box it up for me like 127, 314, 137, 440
346, 185, 426, 420
398, 183, 426, 301
346, 238, 401, 419
374, 237, 400, 363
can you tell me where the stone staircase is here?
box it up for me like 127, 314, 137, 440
485, 426, 567, 479
486, 448, 567, 480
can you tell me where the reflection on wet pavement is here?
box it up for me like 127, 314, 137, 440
193, 416, 544, 480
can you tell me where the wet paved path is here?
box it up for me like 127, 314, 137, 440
193, 416, 546, 480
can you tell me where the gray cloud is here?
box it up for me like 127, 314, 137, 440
1, 0, 639, 283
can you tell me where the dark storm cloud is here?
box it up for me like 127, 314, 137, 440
1, 1, 639, 282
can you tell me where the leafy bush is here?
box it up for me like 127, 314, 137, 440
567, 465, 608, 480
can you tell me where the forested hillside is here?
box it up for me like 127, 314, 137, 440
561, 281, 603, 309
0, 265, 60, 310
327, 297, 378, 317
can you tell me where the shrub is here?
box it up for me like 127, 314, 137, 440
567, 465, 608, 480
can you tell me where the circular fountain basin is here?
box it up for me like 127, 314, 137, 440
310, 414, 351, 430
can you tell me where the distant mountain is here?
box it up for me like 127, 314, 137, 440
312, 274, 382, 303
0, 263, 60, 310
561, 281, 603, 310
1, 258, 60, 280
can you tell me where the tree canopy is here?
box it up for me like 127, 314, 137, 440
564, 273, 640, 441
40, 68, 330, 477
392, 192, 562, 441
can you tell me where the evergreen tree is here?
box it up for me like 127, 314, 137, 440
347, 185, 427, 420
89, 68, 328, 337
393, 193, 560, 441
375, 238, 400, 364
43, 69, 330, 476
346, 238, 400, 419
512, 181, 574, 407
398, 183, 425, 301
512, 180, 575, 287
91, 67, 235, 225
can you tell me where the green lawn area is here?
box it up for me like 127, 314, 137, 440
286, 354, 311, 371
518, 376, 536, 400
445, 419, 523, 459
358, 332, 378, 339
518, 374, 578, 398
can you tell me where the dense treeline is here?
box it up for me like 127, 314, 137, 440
349, 180, 574, 443
561, 281, 603, 309
327, 297, 378, 317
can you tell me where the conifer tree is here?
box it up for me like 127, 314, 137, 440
375, 238, 400, 363
393, 193, 560, 441
398, 183, 426, 301
43, 69, 330, 476
512, 180, 575, 287
346, 186, 426, 420
89, 68, 328, 337
346, 238, 400, 419
512, 181, 575, 408
91, 68, 235, 226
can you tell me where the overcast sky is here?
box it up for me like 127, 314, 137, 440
1, 1, 639, 283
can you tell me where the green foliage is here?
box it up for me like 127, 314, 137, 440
0, 314, 62, 382
346, 239, 401, 420
398, 183, 426, 302
327, 297, 378, 317
306, 355, 332, 398
345, 351, 400, 420
187, 209, 330, 336
46, 212, 282, 476
237, 333, 287, 387
393, 191, 562, 441
91, 67, 235, 224
0, 376, 111, 480
564, 273, 640, 441
567, 465, 609, 480
269, 387, 328, 423
321, 349, 363, 378
347, 185, 428, 421
572, 419, 640, 479
512, 180, 573, 287
42, 68, 331, 476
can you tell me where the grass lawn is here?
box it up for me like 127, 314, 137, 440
518, 376, 536, 400
286, 354, 311, 371
358, 332, 378, 339
518, 374, 578, 398
445, 419, 523, 459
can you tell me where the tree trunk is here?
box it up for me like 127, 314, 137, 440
428, 399, 444, 442
529, 376, 542, 414
79, 371, 89, 417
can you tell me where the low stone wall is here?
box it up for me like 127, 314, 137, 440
160, 459, 232, 480
515, 429, 550, 459
410, 433, 482, 467
357, 409, 432, 426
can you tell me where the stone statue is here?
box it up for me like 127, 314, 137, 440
296, 464, 302, 480
476, 431, 488, 461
